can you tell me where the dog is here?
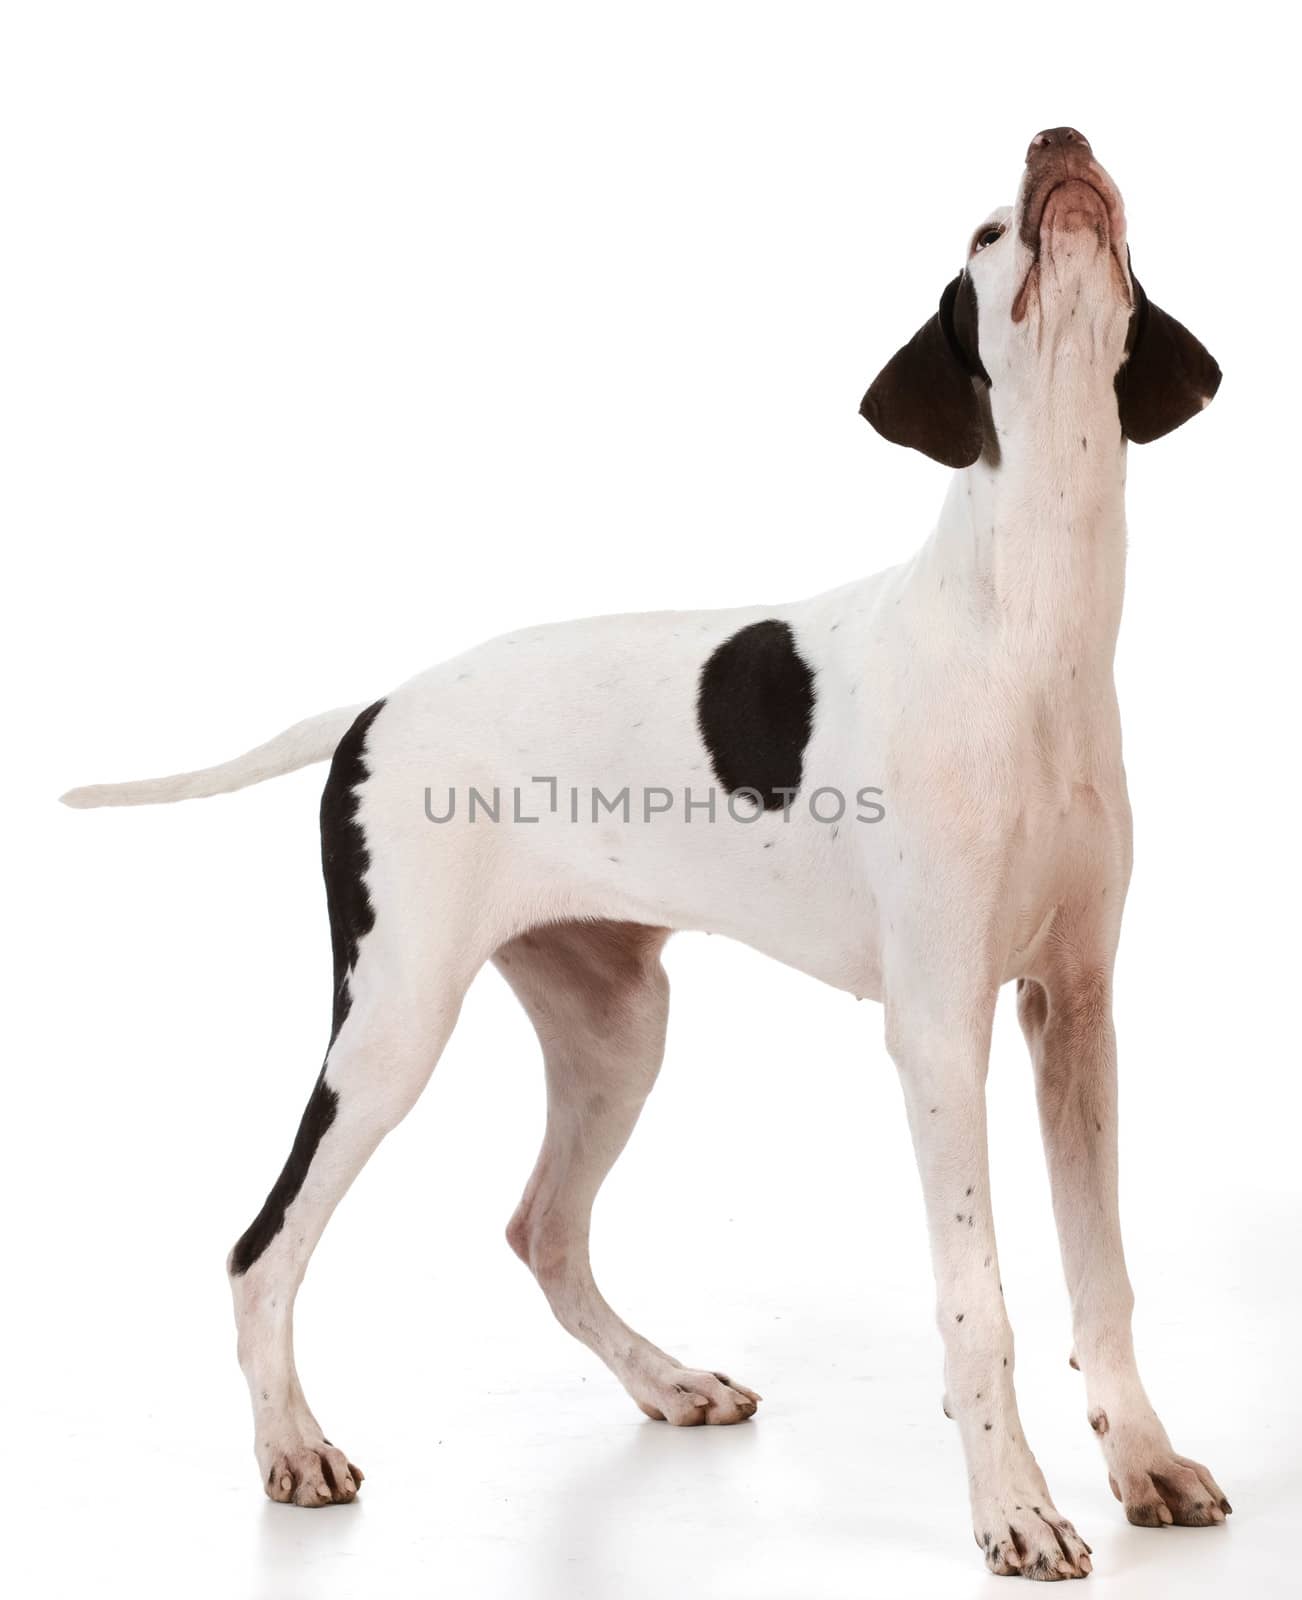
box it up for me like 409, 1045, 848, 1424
63, 127, 1228, 1579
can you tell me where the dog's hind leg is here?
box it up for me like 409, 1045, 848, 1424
227, 966, 470, 1504
225, 701, 490, 1505
497, 920, 761, 1426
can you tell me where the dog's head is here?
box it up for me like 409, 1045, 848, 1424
860, 129, 1221, 467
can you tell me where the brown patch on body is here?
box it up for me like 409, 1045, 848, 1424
1088, 1407, 1109, 1436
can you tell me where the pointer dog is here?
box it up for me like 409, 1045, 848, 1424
65, 128, 1228, 1578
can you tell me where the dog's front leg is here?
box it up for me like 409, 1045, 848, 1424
886, 986, 1092, 1581
1018, 961, 1231, 1529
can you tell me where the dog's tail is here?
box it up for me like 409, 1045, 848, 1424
59, 703, 370, 809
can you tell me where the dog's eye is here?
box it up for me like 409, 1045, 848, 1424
973, 226, 1005, 252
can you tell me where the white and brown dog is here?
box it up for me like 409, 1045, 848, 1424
64, 128, 1228, 1579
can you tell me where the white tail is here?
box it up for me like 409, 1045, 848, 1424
60, 702, 370, 809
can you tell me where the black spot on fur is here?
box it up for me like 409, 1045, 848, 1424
696, 621, 815, 809
229, 699, 386, 1277
229, 1071, 338, 1276
322, 699, 387, 1041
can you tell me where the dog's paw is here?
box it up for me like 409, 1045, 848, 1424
262, 1440, 363, 1506
1106, 1449, 1230, 1528
631, 1366, 761, 1425
973, 1496, 1092, 1581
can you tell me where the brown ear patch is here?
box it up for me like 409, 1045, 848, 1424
860, 275, 987, 469
1116, 271, 1221, 443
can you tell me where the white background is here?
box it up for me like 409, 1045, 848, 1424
4, 4, 1298, 1596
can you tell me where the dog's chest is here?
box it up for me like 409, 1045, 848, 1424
998, 687, 1131, 967
850, 648, 1131, 975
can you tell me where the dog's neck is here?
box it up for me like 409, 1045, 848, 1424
920, 371, 1128, 680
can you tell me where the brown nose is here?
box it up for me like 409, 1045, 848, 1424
1027, 127, 1091, 161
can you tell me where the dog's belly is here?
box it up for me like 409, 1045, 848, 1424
576, 822, 887, 997
365, 581, 896, 995
383, 700, 889, 996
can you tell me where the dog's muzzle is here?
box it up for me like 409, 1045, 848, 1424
1018, 127, 1124, 250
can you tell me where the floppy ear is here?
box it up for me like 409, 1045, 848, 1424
1116, 271, 1222, 443
860, 275, 985, 469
